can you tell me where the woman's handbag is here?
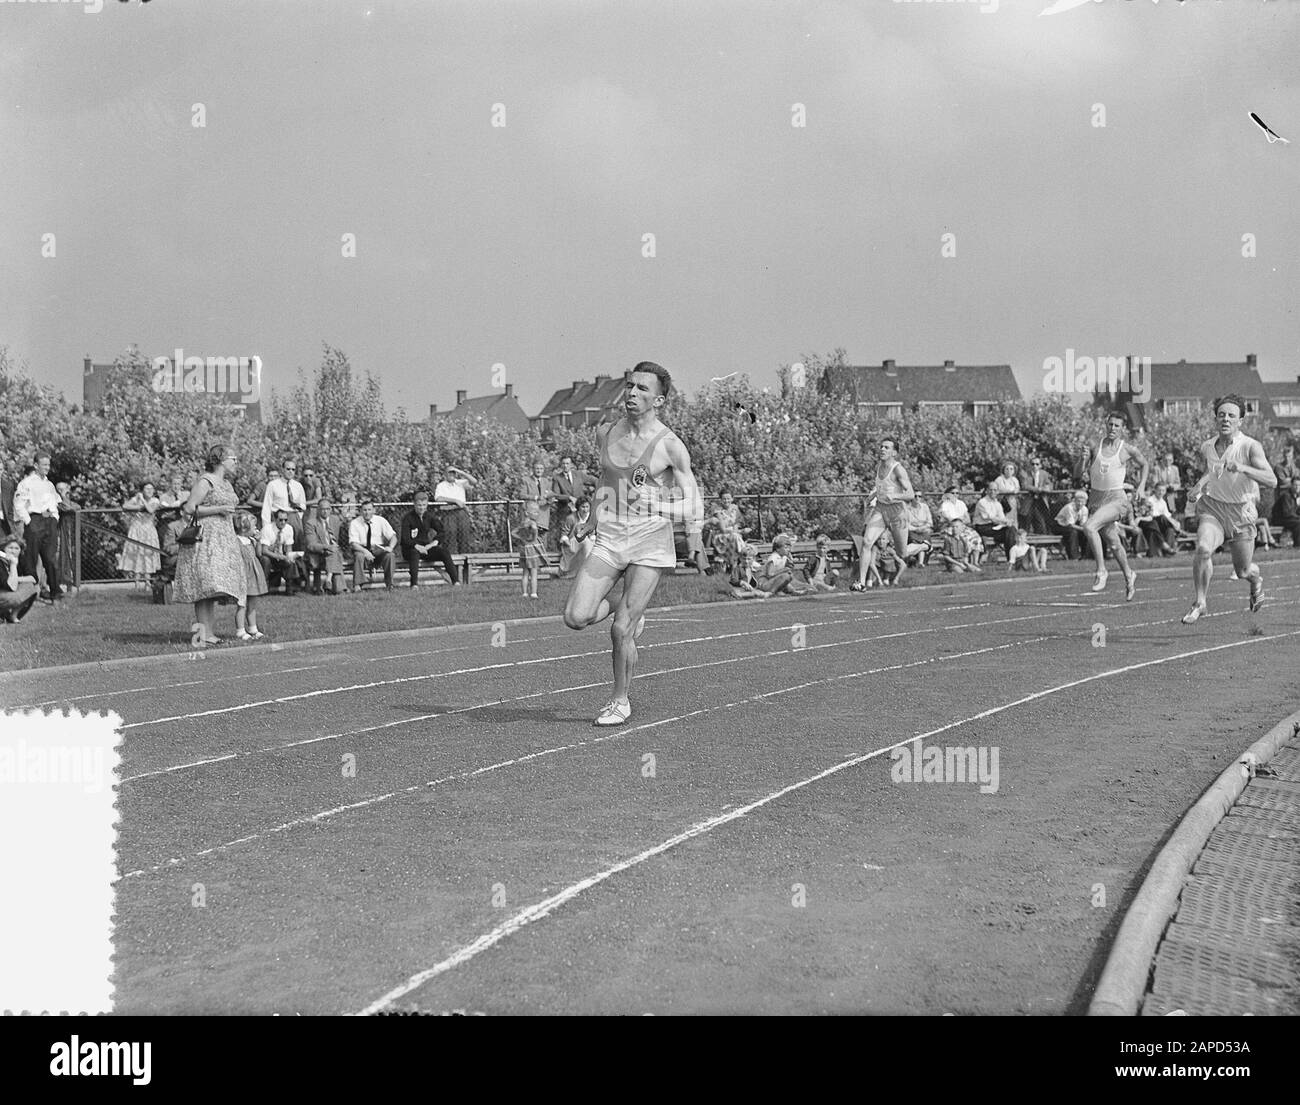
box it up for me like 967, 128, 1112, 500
177, 514, 203, 546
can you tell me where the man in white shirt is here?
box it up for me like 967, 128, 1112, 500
434, 464, 478, 557
259, 508, 305, 594
261, 460, 307, 546
972, 483, 1017, 560
14, 452, 64, 599
1054, 490, 1090, 560
1140, 482, 1179, 556
348, 501, 398, 590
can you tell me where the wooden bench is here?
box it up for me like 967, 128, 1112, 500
459, 551, 520, 582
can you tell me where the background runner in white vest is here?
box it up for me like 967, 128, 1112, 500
1181, 394, 1276, 623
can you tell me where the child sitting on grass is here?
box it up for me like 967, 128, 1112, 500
1006, 528, 1047, 573
803, 534, 839, 592
757, 534, 809, 595
729, 545, 767, 599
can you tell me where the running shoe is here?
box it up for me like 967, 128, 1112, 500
594, 700, 631, 727
850, 582, 866, 593
1091, 569, 1109, 593
1249, 572, 1265, 613
1181, 604, 1206, 625
1124, 571, 1137, 601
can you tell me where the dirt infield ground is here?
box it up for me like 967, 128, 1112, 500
5, 556, 1299, 1015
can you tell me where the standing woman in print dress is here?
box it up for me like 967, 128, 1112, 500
174, 445, 246, 644
117, 481, 162, 587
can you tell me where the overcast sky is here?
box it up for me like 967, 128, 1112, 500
3, 0, 1298, 419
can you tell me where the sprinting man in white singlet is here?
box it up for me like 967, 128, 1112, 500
563, 362, 703, 726
851, 438, 927, 592
1079, 411, 1149, 600
1181, 394, 1276, 624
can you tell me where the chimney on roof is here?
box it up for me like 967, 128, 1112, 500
1247, 353, 1257, 368
456, 389, 467, 405
594, 374, 610, 384
504, 383, 514, 398
883, 359, 897, 376
943, 360, 956, 371
572, 380, 584, 392
429, 403, 438, 417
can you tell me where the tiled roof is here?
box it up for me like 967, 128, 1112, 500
432, 393, 531, 433
821, 362, 1020, 405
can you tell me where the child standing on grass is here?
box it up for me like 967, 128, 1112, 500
234, 512, 268, 640
515, 502, 548, 599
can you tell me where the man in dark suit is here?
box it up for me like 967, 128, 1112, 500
550, 455, 593, 553
400, 491, 459, 586
1272, 475, 1300, 547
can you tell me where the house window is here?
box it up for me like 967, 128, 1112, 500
971, 402, 997, 417
857, 402, 903, 419
1162, 398, 1202, 415
1272, 399, 1300, 418
919, 401, 964, 416
1244, 398, 1260, 416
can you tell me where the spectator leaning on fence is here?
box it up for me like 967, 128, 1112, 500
434, 464, 477, 556
348, 501, 398, 590
55, 481, 79, 594
1023, 458, 1054, 534
990, 461, 1021, 528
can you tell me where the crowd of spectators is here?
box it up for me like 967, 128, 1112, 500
3, 437, 1300, 628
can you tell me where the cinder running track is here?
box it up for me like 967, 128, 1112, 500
7, 559, 1299, 1014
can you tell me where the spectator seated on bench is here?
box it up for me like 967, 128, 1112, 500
1054, 490, 1091, 560
972, 484, 1017, 561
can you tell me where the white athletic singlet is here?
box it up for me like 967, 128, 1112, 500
594, 423, 676, 536
873, 461, 908, 505
1089, 437, 1126, 492
1200, 432, 1259, 504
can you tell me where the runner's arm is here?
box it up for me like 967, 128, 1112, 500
643, 438, 704, 525
1226, 440, 1278, 487
894, 466, 918, 503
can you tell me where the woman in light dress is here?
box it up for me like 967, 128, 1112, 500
174, 446, 246, 645
118, 481, 162, 586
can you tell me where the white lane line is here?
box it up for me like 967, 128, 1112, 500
116, 636, 1044, 879
118, 605, 1112, 780
354, 624, 1300, 1014
116, 583, 1300, 778
113, 612, 920, 731
367, 632, 573, 662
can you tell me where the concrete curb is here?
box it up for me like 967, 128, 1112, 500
0, 561, 1165, 685
1088, 706, 1300, 1016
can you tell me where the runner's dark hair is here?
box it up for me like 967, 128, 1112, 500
1213, 394, 1246, 417
631, 361, 672, 397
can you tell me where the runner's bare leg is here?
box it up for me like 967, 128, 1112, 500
612, 564, 663, 703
